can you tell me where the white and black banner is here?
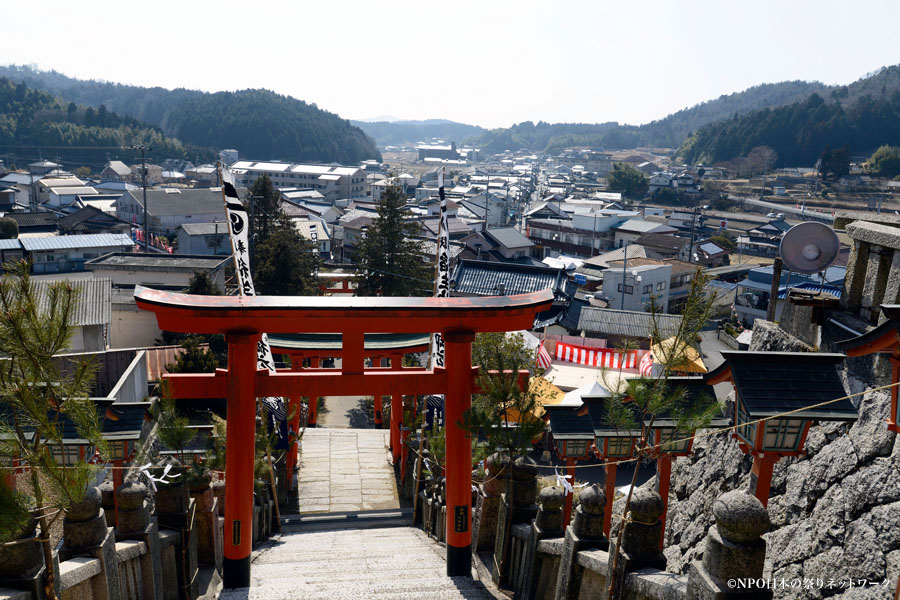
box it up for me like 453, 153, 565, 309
220, 166, 286, 423
430, 167, 450, 370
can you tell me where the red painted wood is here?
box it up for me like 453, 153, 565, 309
444, 330, 475, 556
134, 287, 553, 334
223, 333, 260, 567
750, 454, 778, 507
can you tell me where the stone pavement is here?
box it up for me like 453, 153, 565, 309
295, 428, 400, 514
219, 526, 496, 599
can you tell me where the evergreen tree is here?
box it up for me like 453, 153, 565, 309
185, 270, 221, 296
867, 145, 900, 178
254, 215, 320, 296
0, 217, 18, 240
355, 183, 430, 297
607, 163, 649, 200
0, 263, 105, 600
248, 174, 281, 260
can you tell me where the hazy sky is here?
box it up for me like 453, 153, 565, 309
4, 0, 900, 129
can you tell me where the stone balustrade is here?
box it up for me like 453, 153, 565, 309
840, 221, 900, 324
0, 472, 273, 600
463, 477, 774, 600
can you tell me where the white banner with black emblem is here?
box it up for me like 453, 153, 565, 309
220, 165, 285, 421
430, 168, 450, 371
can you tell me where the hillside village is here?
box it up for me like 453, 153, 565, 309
0, 52, 900, 600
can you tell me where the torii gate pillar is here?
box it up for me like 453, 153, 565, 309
223, 331, 260, 586
444, 330, 475, 575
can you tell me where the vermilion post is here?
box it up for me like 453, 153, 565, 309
390, 356, 402, 463
749, 454, 778, 507
656, 455, 672, 549
564, 457, 576, 527
308, 357, 320, 427
222, 332, 260, 589
286, 362, 302, 483
603, 461, 617, 537
444, 330, 475, 576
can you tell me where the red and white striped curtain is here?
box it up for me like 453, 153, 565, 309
555, 341, 639, 369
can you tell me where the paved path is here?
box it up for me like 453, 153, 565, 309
316, 395, 372, 428
220, 526, 495, 599
295, 428, 399, 514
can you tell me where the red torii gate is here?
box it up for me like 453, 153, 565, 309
134, 286, 552, 589
266, 332, 431, 474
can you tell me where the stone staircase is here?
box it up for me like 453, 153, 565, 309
219, 526, 497, 599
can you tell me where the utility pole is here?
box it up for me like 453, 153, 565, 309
620, 242, 628, 311
688, 208, 698, 263
132, 144, 151, 250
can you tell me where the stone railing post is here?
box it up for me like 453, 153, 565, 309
554, 484, 607, 600
212, 479, 225, 517
688, 490, 772, 599
522, 486, 565, 600
154, 471, 198, 600
0, 517, 51, 598
59, 485, 121, 600
492, 455, 539, 587
471, 452, 507, 555
115, 480, 163, 600
188, 475, 221, 572
607, 488, 667, 598
99, 480, 116, 527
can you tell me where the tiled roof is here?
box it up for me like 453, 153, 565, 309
663, 259, 698, 276
451, 259, 568, 297
30, 278, 111, 327
583, 245, 648, 269
120, 188, 235, 217
545, 405, 594, 439
485, 227, 534, 249
577, 307, 682, 339
4, 211, 59, 228
714, 351, 855, 420
636, 232, 685, 251
581, 398, 641, 437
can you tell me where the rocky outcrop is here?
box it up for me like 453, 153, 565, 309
660, 320, 900, 599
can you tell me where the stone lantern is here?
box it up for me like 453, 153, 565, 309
544, 405, 595, 527
707, 351, 858, 506
835, 304, 900, 433
580, 396, 640, 536
640, 376, 728, 548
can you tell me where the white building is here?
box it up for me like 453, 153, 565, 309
601, 263, 672, 313
231, 161, 367, 202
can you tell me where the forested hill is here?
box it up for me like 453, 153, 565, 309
0, 78, 205, 167
678, 65, 900, 167
352, 119, 486, 147
469, 80, 829, 154
0, 65, 381, 164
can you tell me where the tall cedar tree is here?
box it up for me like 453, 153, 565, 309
0, 262, 106, 600
254, 215, 320, 296
355, 183, 430, 296
247, 174, 281, 264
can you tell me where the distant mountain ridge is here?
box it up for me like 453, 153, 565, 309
679, 65, 900, 167
352, 119, 486, 148
0, 65, 381, 164
0, 77, 208, 168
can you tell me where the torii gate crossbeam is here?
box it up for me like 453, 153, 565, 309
134, 286, 552, 589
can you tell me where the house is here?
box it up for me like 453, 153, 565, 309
613, 219, 677, 247
85, 252, 231, 290
663, 259, 699, 313
99, 161, 132, 182
58, 206, 132, 235
695, 240, 730, 267
45, 186, 99, 211
636, 232, 690, 261
636, 161, 661, 175
294, 219, 331, 259
114, 187, 232, 235
175, 222, 231, 256
420, 217, 472, 241
4, 211, 59, 234
30, 278, 111, 351
36, 177, 86, 205
130, 163, 163, 185
574, 307, 683, 349
451, 259, 574, 304
184, 164, 218, 188
21, 233, 135, 274
601, 262, 673, 313
738, 219, 792, 257
733, 265, 846, 326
